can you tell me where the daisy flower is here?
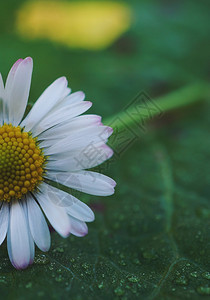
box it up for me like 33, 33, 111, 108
0, 57, 116, 269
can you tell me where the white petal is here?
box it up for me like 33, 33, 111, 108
21, 77, 70, 132
4, 59, 23, 123
47, 143, 113, 172
33, 92, 85, 135
41, 184, 94, 222
0, 72, 5, 97
0, 202, 9, 245
46, 171, 116, 196
35, 183, 71, 238
51, 91, 85, 110
5, 57, 33, 126
26, 194, 51, 252
21, 200, 35, 265
39, 114, 102, 140
43, 125, 112, 155
69, 217, 88, 237
28, 230, 35, 265
66, 200, 95, 222
0, 73, 4, 125
32, 101, 92, 137
7, 200, 31, 269
5, 59, 23, 91
66, 91, 85, 103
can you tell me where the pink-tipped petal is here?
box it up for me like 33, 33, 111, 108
69, 217, 88, 237
5, 57, 33, 126
46, 171, 116, 196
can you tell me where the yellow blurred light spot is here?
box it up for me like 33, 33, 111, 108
16, 1, 131, 50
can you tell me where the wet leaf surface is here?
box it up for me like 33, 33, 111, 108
0, 101, 209, 299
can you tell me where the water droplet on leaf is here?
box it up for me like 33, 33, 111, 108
197, 286, 210, 295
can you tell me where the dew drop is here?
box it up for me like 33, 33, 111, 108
132, 258, 141, 265
190, 271, 198, 278
196, 286, 210, 295
53, 247, 64, 253
119, 260, 126, 266
82, 263, 89, 269
55, 275, 63, 282
202, 272, 210, 280
34, 254, 49, 265
114, 286, 124, 296
98, 282, 104, 289
0, 276, 7, 284
57, 268, 62, 273
142, 249, 157, 260
127, 275, 139, 283
175, 275, 188, 286
48, 262, 55, 270
25, 282, 32, 288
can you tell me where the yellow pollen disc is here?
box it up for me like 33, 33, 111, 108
0, 124, 45, 202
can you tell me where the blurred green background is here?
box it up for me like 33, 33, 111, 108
0, 0, 210, 299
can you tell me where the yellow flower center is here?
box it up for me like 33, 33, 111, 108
0, 124, 45, 202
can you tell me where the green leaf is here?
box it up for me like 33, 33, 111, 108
0, 100, 209, 299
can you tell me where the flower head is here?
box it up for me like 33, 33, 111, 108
0, 57, 116, 269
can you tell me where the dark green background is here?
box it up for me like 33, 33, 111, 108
0, 0, 209, 299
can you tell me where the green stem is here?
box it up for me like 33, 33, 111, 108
104, 82, 210, 130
